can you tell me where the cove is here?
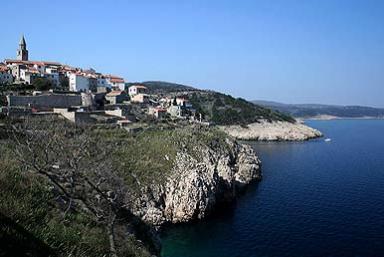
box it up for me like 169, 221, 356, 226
161, 120, 384, 257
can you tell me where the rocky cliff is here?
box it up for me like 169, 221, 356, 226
220, 120, 323, 141
132, 139, 261, 226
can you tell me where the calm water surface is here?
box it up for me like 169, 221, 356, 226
161, 120, 384, 257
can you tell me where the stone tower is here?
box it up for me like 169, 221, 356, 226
17, 35, 28, 61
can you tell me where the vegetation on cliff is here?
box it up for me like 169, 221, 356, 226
189, 91, 295, 125
126, 81, 296, 125
0, 116, 234, 257
0, 153, 110, 256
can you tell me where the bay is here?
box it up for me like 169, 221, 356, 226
161, 120, 384, 257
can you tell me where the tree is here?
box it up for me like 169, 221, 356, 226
9, 117, 158, 256
33, 78, 52, 91
59, 76, 69, 90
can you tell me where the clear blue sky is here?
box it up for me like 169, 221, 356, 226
1, 0, 384, 107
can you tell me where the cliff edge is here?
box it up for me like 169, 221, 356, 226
132, 139, 261, 226
220, 120, 323, 141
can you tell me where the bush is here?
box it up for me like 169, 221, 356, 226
33, 78, 53, 91
0, 144, 110, 256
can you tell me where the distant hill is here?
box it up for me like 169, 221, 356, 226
189, 91, 295, 125
127, 81, 295, 125
126, 81, 197, 94
253, 100, 384, 119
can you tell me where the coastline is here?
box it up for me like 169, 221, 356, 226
299, 115, 384, 121
132, 138, 262, 228
219, 120, 323, 141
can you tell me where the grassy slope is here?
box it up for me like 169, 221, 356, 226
0, 143, 110, 257
1, 119, 231, 256
101, 125, 231, 192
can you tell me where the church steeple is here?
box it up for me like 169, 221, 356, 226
17, 34, 28, 61
19, 35, 26, 48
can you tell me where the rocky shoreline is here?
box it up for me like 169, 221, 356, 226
132, 139, 261, 227
129, 121, 322, 254
219, 120, 323, 141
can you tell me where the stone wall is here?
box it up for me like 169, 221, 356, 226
7, 94, 82, 108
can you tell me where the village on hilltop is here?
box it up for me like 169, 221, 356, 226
0, 35, 202, 128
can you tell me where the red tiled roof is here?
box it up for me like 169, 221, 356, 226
41, 61, 62, 66
61, 65, 78, 71
0, 64, 9, 72
31, 61, 45, 66
106, 90, 126, 96
105, 74, 123, 79
110, 78, 125, 83
4, 59, 26, 64
26, 67, 40, 74
4, 59, 62, 66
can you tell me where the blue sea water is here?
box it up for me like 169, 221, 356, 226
161, 120, 384, 257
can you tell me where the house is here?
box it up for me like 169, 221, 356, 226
167, 105, 184, 118
0, 64, 13, 85
149, 106, 167, 119
45, 66, 60, 87
176, 97, 193, 108
128, 85, 147, 97
97, 76, 108, 88
106, 75, 125, 91
166, 99, 195, 118
19, 67, 41, 85
69, 73, 89, 92
105, 106, 136, 121
3, 36, 128, 92
131, 93, 149, 103
105, 90, 128, 104
61, 65, 78, 77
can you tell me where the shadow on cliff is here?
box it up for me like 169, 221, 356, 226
0, 213, 57, 257
160, 180, 261, 236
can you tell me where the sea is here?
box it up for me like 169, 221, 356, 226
161, 119, 384, 257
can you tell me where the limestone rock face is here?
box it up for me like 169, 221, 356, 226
220, 120, 323, 141
164, 153, 219, 222
133, 140, 261, 226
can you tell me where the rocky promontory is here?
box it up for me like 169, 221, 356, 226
132, 139, 261, 226
220, 120, 323, 141
1, 120, 261, 257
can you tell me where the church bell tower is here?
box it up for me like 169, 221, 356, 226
17, 35, 28, 61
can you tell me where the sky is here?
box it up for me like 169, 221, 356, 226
1, 0, 384, 107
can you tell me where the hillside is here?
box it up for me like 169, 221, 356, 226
0, 117, 261, 256
127, 81, 196, 94
188, 91, 295, 125
127, 81, 295, 125
254, 100, 384, 119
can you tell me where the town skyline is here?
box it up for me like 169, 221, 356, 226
1, 0, 384, 107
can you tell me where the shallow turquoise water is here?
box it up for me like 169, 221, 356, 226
161, 120, 384, 257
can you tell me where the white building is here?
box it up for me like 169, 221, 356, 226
19, 67, 41, 84
131, 93, 149, 103
106, 75, 125, 91
3, 36, 128, 91
97, 76, 109, 88
128, 85, 147, 97
69, 73, 89, 92
45, 67, 60, 87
